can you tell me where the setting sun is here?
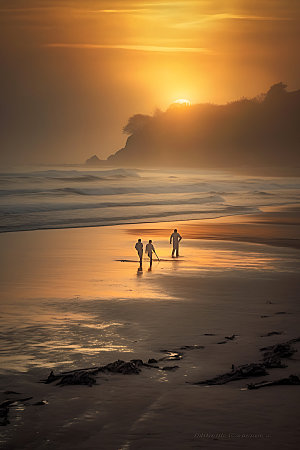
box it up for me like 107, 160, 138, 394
173, 99, 191, 106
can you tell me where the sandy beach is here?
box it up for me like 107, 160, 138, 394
1, 0, 300, 446
0, 212, 300, 449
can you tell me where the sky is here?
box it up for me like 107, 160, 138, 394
0, 0, 299, 164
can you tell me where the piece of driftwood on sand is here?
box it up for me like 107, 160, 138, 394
260, 340, 298, 368
193, 338, 299, 386
42, 358, 179, 387
194, 363, 268, 386
248, 375, 300, 390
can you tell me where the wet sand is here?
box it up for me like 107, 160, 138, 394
127, 207, 300, 249
0, 214, 300, 449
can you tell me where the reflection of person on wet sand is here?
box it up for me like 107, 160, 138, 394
145, 240, 157, 269
135, 238, 143, 269
170, 228, 182, 257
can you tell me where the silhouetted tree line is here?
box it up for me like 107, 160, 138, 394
108, 83, 300, 174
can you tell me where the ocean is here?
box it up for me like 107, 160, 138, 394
0, 165, 299, 233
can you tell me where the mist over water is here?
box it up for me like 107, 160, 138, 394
0, 166, 299, 233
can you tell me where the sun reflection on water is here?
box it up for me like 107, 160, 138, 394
0, 223, 299, 375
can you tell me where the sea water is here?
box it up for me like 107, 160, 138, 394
0, 165, 299, 233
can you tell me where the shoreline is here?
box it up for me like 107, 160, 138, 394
0, 209, 258, 235
1, 207, 300, 250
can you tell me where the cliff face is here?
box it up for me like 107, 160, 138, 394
107, 84, 300, 174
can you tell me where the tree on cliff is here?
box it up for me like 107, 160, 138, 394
123, 114, 152, 135
108, 83, 300, 174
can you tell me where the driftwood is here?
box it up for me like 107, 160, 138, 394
248, 375, 300, 390
42, 358, 170, 386
100, 359, 143, 375
194, 338, 299, 386
57, 371, 97, 387
225, 335, 236, 340
194, 364, 268, 385
44, 360, 144, 386
261, 331, 283, 337
260, 342, 297, 368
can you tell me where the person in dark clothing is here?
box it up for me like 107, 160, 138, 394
170, 229, 182, 257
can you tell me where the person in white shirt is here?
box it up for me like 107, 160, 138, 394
135, 238, 143, 267
170, 228, 182, 257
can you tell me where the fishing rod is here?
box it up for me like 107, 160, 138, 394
153, 249, 160, 261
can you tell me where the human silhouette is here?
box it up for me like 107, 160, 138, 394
135, 238, 143, 270
170, 229, 182, 257
145, 239, 156, 268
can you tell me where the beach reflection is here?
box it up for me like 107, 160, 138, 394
0, 222, 297, 304
0, 303, 133, 374
0, 222, 299, 374
125, 218, 300, 274
0, 226, 172, 301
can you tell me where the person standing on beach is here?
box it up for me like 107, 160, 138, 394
135, 238, 143, 268
145, 239, 156, 268
170, 229, 182, 257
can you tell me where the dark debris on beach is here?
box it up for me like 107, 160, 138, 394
2, 338, 299, 428
193, 338, 300, 387
260, 341, 297, 368
42, 357, 181, 387
261, 331, 283, 337
248, 375, 300, 390
43, 360, 145, 386
40, 339, 300, 389
42, 345, 206, 387
194, 363, 268, 386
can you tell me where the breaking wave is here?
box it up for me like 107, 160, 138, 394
0, 166, 299, 233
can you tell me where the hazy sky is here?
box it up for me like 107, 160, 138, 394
1, 0, 299, 164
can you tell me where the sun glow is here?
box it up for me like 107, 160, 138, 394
173, 99, 191, 106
